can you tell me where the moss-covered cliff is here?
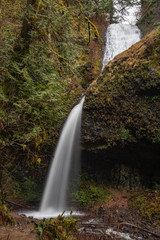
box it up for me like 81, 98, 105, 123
83, 29, 160, 147
81, 29, 160, 188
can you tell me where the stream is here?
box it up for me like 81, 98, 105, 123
75, 189, 160, 239
2, 191, 160, 240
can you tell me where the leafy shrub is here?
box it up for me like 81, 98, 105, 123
35, 213, 78, 240
72, 175, 109, 207
129, 190, 160, 228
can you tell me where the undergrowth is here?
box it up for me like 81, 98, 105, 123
129, 190, 160, 228
35, 213, 78, 240
0, 201, 15, 226
72, 175, 112, 207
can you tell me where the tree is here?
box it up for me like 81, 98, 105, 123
0, 0, 95, 202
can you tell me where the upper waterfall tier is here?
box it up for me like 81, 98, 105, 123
102, 23, 141, 68
114, 0, 141, 25
102, 0, 141, 70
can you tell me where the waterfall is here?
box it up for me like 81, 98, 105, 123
40, 96, 85, 214
23, 97, 85, 219
20, 0, 141, 220
102, 0, 141, 70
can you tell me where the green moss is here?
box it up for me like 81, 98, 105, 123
118, 128, 130, 141
85, 29, 160, 147
152, 134, 160, 143
95, 145, 111, 150
0, 201, 15, 226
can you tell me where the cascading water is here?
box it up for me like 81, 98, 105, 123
21, 0, 141, 221
102, 0, 141, 70
23, 97, 85, 219
40, 96, 85, 214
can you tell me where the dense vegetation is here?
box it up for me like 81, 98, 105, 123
138, 0, 160, 34
0, 0, 159, 215
0, 0, 138, 204
0, 201, 15, 226
0, 0, 102, 202
72, 174, 112, 206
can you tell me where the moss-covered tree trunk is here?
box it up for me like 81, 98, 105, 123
4, 0, 38, 96
14, 0, 37, 55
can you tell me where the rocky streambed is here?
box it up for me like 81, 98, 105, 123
76, 189, 160, 240
1, 190, 160, 240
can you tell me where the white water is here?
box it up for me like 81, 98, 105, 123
106, 228, 135, 240
22, 97, 85, 219
22, 210, 83, 219
40, 96, 85, 213
102, 0, 141, 70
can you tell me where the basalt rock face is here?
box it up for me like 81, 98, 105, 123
81, 29, 160, 187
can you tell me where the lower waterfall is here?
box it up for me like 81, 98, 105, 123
23, 97, 85, 218
40, 96, 85, 213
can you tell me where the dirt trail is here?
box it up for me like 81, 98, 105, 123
94, 189, 130, 209
0, 213, 39, 240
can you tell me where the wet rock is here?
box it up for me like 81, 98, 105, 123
98, 206, 105, 215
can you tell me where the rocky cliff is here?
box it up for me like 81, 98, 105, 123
81, 29, 160, 187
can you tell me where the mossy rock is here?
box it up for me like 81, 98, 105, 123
82, 29, 160, 148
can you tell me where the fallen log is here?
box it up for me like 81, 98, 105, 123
5, 200, 27, 209
119, 221, 160, 238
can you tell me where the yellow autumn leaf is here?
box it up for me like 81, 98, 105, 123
37, 158, 41, 164
20, 144, 27, 151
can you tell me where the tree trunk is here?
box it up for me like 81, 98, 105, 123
14, 0, 37, 55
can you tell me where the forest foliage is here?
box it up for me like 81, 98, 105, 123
0, 0, 112, 202
0, 0, 143, 202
